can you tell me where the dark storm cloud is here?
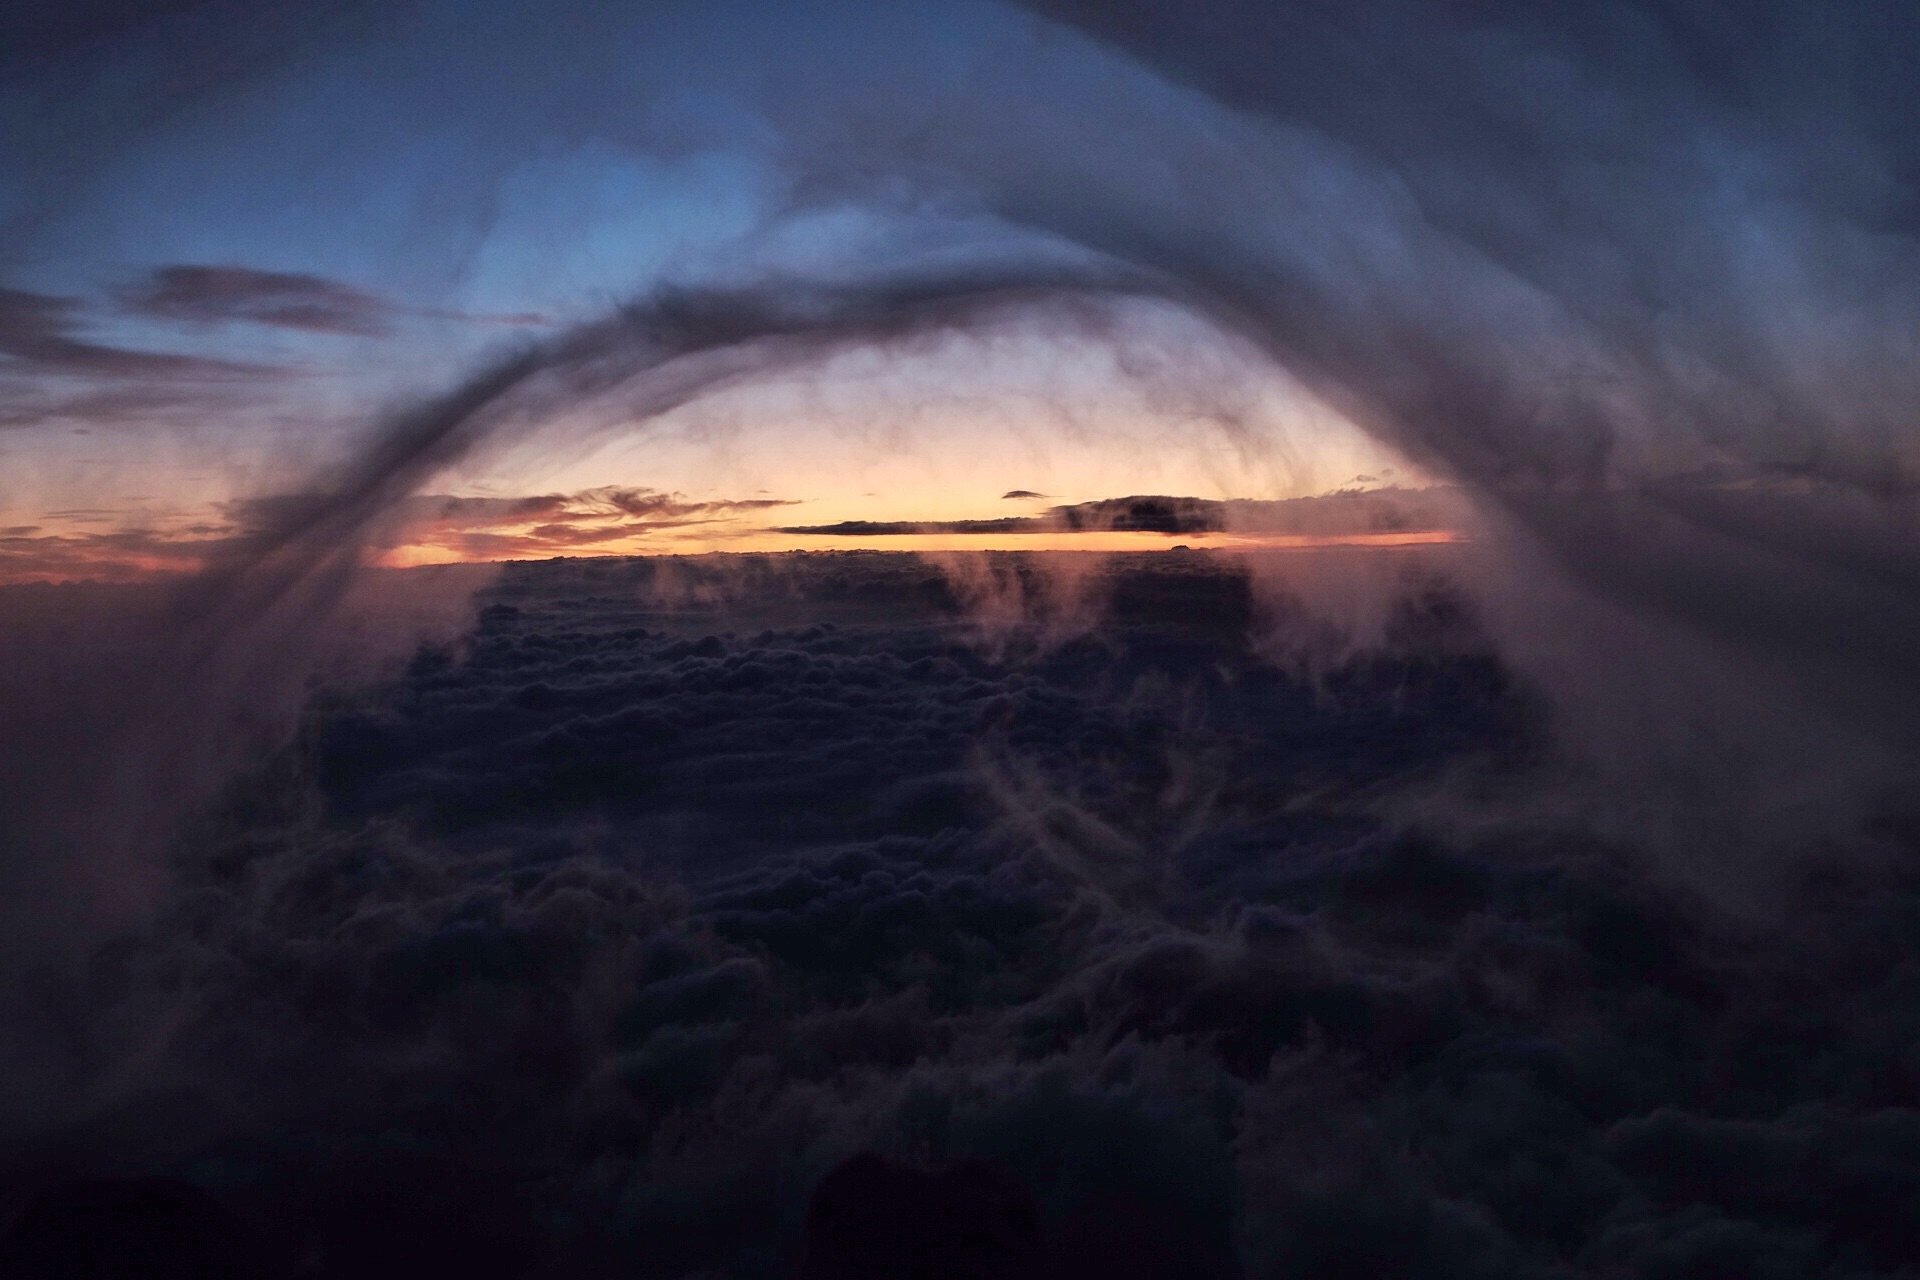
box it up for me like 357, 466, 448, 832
0, 286, 273, 380
1001, 490, 1047, 500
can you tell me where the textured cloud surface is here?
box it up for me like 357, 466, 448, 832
4, 552, 1919, 1277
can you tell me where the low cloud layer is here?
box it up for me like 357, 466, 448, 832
5, 554, 1918, 1276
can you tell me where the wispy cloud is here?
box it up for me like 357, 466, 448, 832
0, 484, 802, 582
379, 486, 799, 561
121, 264, 398, 336
0, 524, 242, 582
0, 378, 273, 433
1, 266, 550, 433
0, 286, 273, 381
120, 264, 553, 335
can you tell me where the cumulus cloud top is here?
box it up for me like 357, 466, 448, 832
5, 552, 1917, 1276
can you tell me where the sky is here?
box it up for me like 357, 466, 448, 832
5, 0, 1920, 759
6, 3, 1920, 1275
0, 0, 1433, 581
12, 0, 1913, 594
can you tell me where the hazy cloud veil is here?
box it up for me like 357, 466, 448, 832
198, 0, 1920, 846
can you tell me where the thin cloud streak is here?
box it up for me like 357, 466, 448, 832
118, 263, 555, 335
0, 285, 276, 381
121, 264, 398, 335
778, 490, 1452, 538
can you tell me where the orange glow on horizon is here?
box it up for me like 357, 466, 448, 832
0, 523, 1461, 586
376, 528, 1461, 568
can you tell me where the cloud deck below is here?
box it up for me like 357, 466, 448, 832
4, 550, 1920, 1279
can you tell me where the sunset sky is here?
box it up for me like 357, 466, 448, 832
0, 0, 1449, 582
7, 3, 1920, 1276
